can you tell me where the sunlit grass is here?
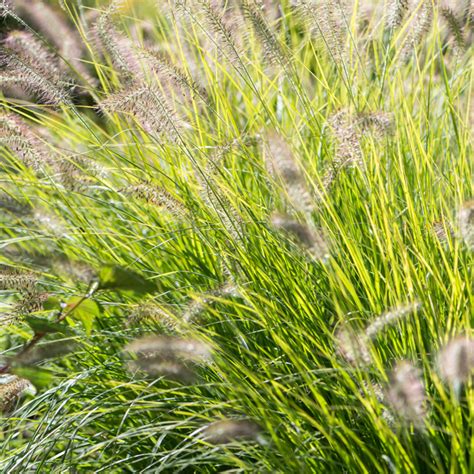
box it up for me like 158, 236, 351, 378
0, 0, 472, 472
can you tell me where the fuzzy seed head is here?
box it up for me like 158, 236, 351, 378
0, 374, 36, 414
200, 419, 263, 444
335, 326, 371, 365
126, 335, 212, 362
458, 200, 474, 250
387, 361, 426, 426
0, 267, 37, 293
271, 213, 329, 260
437, 336, 474, 386
386, 0, 409, 31
365, 301, 421, 339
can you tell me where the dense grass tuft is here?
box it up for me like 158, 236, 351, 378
0, 0, 472, 472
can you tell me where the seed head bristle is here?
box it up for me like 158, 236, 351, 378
400, 0, 433, 61
386, 0, 409, 31
441, 7, 467, 54
328, 110, 363, 169
431, 220, 454, 245
265, 132, 314, 215
365, 301, 421, 339
197, 0, 246, 68
129, 359, 197, 382
294, 0, 349, 64
125, 335, 212, 362
125, 182, 187, 217
200, 419, 263, 444
93, 0, 141, 78
0, 113, 53, 171
387, 361, 426, 427
127, 303, 177, 330
241, 0, 288, 67
139, 48, 208, 102
3, 31, 68, 84
14, 291, 49, 315
183, 283, 239, 322
0, 266, 37, 293
357, 112, 395, 137
0, 51, 71, 105
12, 0, 93, 84
437, 336, 474, 386
99, 84, 183, 140
16, 339, 79, 365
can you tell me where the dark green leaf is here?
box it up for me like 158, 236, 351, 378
25, 316, 73, 335
98, 265, 155, 294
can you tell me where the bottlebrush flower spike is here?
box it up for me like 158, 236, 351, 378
93, 0, 141, 78
0, 374, 36, 414
0, 113, 53, 171
125, 335, 212, 362
400, 0, 433, 61
265, 132, 314, 216
8, 0, 94, 85
335, 326, 371, 365
127, 303, 177, 330
0, 266, 37, 293
386, 0, 408, 31
99, 84, 182, 141
3, 31, 67, 84
441, 7, 467, 54
294, 0, 349, 64
437, 336, 474, 387
125, 335, 212, 382
357, 112, 395, 138
387, 361, 426, 427
125, 182, 187, 217
328, 110, 363, 169
0, 50, 71, 105
271, 213, 329, 260
241, 0, 288, 67
197, 0, 246, 68
139, 49, 208, 102
365, 301, 421, 339
200, 419, 263, 444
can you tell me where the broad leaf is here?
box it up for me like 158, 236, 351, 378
66, 297, 101, 335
